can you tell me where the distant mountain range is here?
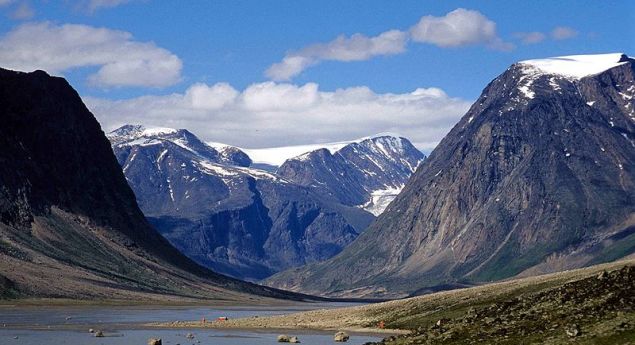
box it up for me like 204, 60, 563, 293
0, 68, 299, 302
276, 136, 424, 215
265, 53, 635, 298
108, 126, 423, 281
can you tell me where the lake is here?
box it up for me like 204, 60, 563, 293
0, 304, 383, 345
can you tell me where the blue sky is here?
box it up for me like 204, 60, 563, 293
0, 1, 633, 149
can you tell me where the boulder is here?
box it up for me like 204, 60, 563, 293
94, 330, 104, 337
277, 334, 290, 342
289, 336, 300, 343
334, 331, 350, 342
565, 324, 580, 337
148, 338, 162, 345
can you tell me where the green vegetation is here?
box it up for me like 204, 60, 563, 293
365, 265, 635, 345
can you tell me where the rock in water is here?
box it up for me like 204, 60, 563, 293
289, 336, 300, 343
148, 338, 162, 345
94, 331, 104, 337
334, 331, 350, 342
277, 334, 290, 342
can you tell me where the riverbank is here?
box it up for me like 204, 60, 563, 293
0, 303, 384, 345
147, 259, 635, 343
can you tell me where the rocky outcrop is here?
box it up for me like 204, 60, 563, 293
265, 53, 635, 298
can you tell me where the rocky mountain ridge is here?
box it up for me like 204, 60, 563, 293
109, 125, 380, 281
264, 53, 635, 298
277, 135, 425, 215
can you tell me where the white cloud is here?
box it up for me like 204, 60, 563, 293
86, 81, 471, 151
266, 8, 514, 80
512, 26, 578, 44
551, 26, 578, 40
409, 8, 513, 51
242, 82, 319, 110
266, 56, 316, 81
186, 82, 238, 110
513, 31, 546, 44
0, 22, 182, 88
266, 30, 407, 81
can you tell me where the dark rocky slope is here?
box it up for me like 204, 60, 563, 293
109, 126, 374, 281
265, 53, 635, 298
0, 68, 303, 301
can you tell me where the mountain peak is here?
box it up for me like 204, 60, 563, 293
284, 133, 410, 162
238, 133, 409, 167
108, 124, 181, 141
518, 53, 631, 79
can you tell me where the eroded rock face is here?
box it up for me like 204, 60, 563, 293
265, 54, 635, 298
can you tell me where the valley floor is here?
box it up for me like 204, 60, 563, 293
148, 259, 635, 344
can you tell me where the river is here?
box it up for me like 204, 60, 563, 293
0, 304, 382, 345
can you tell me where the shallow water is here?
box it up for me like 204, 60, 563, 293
0, 304, 382, 345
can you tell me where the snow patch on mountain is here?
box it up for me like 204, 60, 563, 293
361, 185, 404, 216
219, 132, 407, 167
241, 143, 349, 166
519, 53, 629, 79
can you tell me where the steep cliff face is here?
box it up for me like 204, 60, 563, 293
276, 136, 425, 215
109, 126, 373, 281
265, 53, 635, 298
0, 68, 300, 301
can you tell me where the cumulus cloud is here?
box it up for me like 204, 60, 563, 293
551, 26, 578, 40
409, 8, 513, 51
186, 82, 238, 110
85, 81, 471, 151
266, 30, 407, 81
513, 31, 546, 44
0, 22, 182, 88
266, 8, 514, 80
513, 26, 578, 44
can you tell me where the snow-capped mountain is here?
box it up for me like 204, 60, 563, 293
276, 135, 426, 215
265, 53, 635, 298
207, 134, 425, 215
108, 125, 374, 281
109, 124, 252, 168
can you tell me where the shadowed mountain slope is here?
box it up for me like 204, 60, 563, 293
0, 68, 306, 302
265, 53, 635, 298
